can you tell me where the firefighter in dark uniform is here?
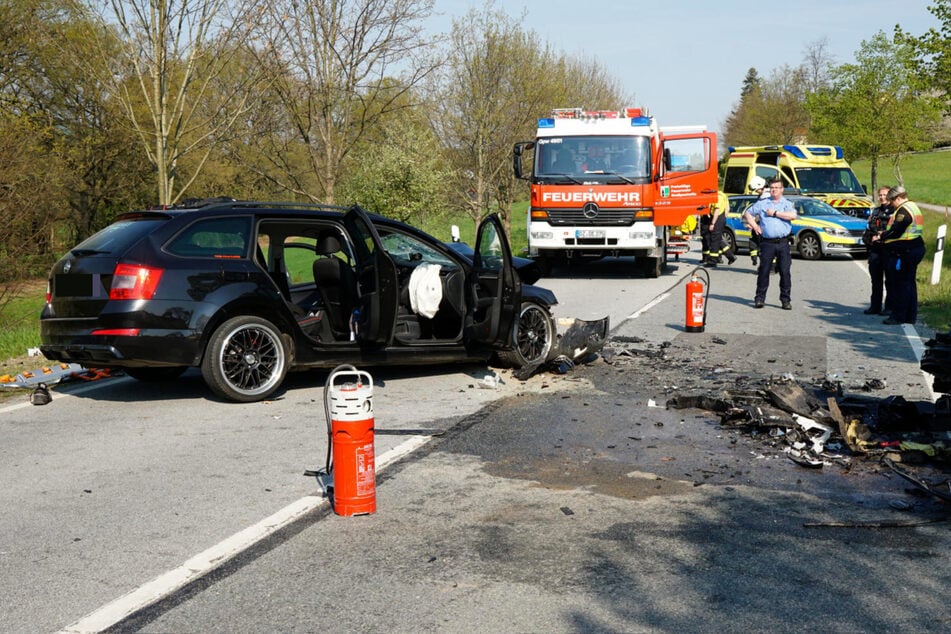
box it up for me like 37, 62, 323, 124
700, 197, 718, 266
702, 192, 735, 266
745, 176, 767, 265
863, 185, 893, 315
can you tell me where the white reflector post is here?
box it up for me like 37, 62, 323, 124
931, 223, 946, 285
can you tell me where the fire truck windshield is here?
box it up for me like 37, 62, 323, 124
536, 136, 650, 181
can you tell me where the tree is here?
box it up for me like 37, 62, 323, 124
806, 31, 942, 192
897, 0, 951, 116
723, 66, 810, 147
248, 0, 440, 204
740, 67, 761, 99
337, 108, 449, 225
429, 3, 629, 235
428, 5, 540, 234
0, 0, 151, 285
802, 37, 836, 93
77, 0, 262, 205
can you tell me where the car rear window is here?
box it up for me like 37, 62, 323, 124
71, 217, 168, 256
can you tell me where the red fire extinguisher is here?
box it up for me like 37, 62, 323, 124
326, 366, 376, 516
685, 268, 710, 333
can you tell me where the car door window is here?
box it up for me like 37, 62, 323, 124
283, 237, 321, 285
167, 217, 251, 258
477, 222, 505, 272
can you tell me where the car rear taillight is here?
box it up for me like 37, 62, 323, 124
91, 328, 142, 336
109, 264, 164, 300
45, 280, 51, 304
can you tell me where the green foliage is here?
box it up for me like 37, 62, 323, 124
723, 65, 811, 147
897, 0, 951, 116
0, 283, 45, 360
740, 68, 761, 99
807, 31, 942, 193
917, 208, 951, 332
431, 1, 629, 236
851, 151, 951, 206
338, 115, 450, 226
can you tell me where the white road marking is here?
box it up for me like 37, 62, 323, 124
0, 377, 133, 414
57, 434, 433, 634
627, 292, 670, 320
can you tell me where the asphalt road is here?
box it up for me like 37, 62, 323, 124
2, 242, 947, 633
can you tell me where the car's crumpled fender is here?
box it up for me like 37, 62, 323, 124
550, 316, 610, 362
511, 315, 610, 381
521, 282, 557, 308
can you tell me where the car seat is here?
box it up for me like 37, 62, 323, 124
313, 232, 358, 339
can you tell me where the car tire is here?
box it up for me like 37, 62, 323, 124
797, 232, 822, 260
201, 315, 289, 402
124, 366, 188, 382
497, 301, 555, 368
724, 229, 737, 255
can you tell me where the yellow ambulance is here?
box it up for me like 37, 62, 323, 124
722, 145, 872, 217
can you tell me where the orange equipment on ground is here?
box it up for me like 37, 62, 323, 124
328, 368, 376, 516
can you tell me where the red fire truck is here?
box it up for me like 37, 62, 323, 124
513, 107, 718, 277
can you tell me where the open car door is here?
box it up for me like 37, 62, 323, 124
469, 214, 520, 347
654, 131, 719, 227
343, 206, 399, 345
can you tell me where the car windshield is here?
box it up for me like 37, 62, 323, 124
379, 230, 458, 269
793, 198, 846, 217
794, 167, 864, 195
535, 135, 651, 180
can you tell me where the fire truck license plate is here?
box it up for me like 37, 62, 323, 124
576, 229, 605, 238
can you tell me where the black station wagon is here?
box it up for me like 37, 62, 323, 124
40, 201, 561, 402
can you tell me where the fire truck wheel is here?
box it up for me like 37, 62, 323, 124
497, 301, 555, 368
643, 255, 665, 278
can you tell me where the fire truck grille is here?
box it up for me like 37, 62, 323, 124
544, 208, 641, 226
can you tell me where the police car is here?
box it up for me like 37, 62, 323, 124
723, 193, 869, 260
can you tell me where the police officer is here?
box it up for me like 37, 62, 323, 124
744, 178, 797, 309
879, 186, 926, 325
863, 185, 892, 315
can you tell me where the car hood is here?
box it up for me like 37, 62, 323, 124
801, 215, 867, 230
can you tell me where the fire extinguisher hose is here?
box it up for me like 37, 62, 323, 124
324, 363, 358, 474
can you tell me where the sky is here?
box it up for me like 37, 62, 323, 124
426, 0, 941, 137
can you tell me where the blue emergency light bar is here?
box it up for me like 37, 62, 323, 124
538, 118, 555, 128
781, 145, 844, 159
630, 116, 651, 126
